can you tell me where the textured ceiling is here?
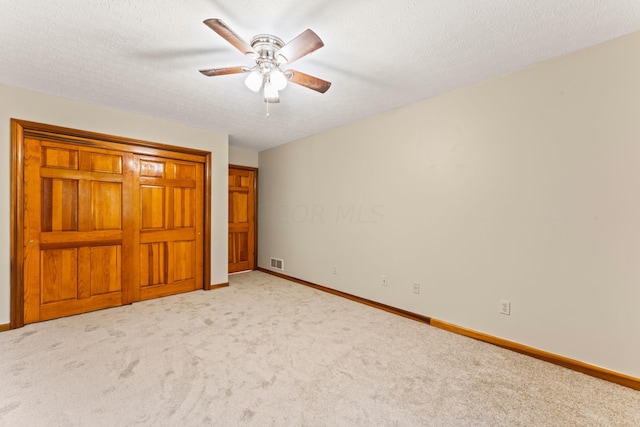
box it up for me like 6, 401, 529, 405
1, 1, 640, 151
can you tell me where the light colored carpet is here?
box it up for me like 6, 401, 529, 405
0, 270, 638, 426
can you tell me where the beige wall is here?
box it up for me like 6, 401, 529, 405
258, 32, 640, 378
229, 146, 259, 168
0, 84, 229, 324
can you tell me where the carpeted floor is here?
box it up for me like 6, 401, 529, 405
0, 270, 638, 426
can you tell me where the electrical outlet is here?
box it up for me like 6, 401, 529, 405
412, 283, 420, 294
500, 300, 511, 315
381, 275, 388, 286
333, 265, 338, 275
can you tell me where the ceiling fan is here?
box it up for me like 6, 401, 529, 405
199, 19, 331, 103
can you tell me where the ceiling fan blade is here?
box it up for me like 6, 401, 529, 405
276, 29, 324, 64
199, 66, 248, 77
203, 19, 255, 57
286, 70, 332, 93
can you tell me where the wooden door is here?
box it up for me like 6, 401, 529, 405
228, 167, 256, 273
136, 156, 204, 300
16, 122, 209, 326
23, 138, 128, 322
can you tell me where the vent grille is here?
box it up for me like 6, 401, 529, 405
270, 257, 284, 271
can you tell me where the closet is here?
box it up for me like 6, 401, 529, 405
12, 120, 210, 325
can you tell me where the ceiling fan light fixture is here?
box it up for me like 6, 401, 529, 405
244, 69, 263, 92
270, 68, 288, 91
263, 80, 279, 100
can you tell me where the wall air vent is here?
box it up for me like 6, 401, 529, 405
270, 257, 284, 271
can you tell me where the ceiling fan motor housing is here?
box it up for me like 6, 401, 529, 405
250, 34, 285, 62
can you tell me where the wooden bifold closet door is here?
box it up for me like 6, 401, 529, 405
135, 156, 204, 302
15, 122, 209, 325
23, 139, 128, 322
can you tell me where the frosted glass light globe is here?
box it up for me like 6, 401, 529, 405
244, 70, 263, 92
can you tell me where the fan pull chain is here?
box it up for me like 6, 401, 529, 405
266, 100, 270, 118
